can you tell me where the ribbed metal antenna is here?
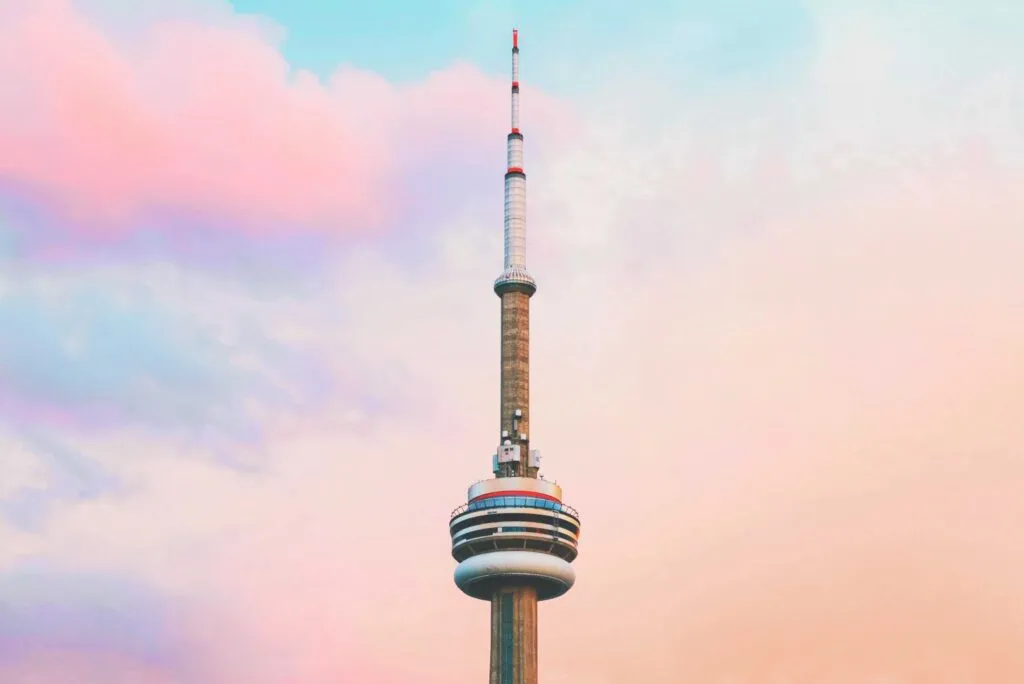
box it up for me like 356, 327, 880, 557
497, 27, 532, 288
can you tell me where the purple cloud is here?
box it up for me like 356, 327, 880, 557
0, 569, 194, 679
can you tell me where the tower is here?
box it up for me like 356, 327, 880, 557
449, 29, 581, 684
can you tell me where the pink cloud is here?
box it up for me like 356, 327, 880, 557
0, 0, 573, 236
0, 653, 183, 684
0, 646, 407, 684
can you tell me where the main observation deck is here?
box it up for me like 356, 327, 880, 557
449, 494, 581, 563
450, 477, 581, 600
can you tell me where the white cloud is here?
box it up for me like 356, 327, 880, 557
0, 437, 48, 499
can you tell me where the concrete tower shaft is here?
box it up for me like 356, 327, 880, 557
490, 586, 538, 684
497, 287, 533, 478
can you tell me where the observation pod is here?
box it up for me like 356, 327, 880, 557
450, 478, 581, 601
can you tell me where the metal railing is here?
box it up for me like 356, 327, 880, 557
450, 496, 580, 521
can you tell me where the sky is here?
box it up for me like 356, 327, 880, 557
1, 0, 1023, 682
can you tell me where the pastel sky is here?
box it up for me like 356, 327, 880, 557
1, 1, 1023, 682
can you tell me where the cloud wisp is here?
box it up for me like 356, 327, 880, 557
0, 0, 571, 249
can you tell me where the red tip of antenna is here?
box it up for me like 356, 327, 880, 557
513, 28, 518, 48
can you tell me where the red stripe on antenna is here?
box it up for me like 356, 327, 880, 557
513, 28, 518, 48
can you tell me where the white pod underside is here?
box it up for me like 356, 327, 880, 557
455, 550, 576, 601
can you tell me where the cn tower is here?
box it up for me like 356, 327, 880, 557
449, 29, 581, 684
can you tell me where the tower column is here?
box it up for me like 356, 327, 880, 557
498, 286, 536, 478
489, 586, 539, 684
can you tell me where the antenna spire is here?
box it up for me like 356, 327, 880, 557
510, 29, 520, 135
495, 28, 532, 289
